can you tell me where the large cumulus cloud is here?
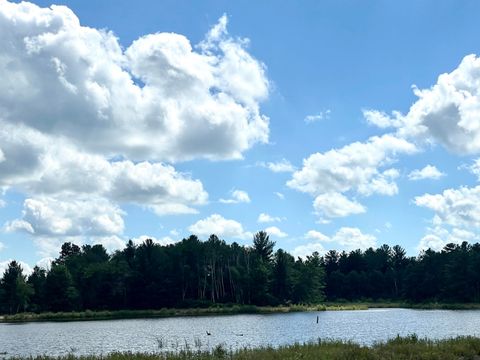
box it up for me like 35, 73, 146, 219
287, 134, 416, 220
0, 1, 270, 254
0, 1, 269, 161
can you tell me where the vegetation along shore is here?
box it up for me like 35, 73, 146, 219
3, 336, 480, 360
4, 302, 480, 323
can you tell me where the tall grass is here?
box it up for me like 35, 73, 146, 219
5, 336, 480, 359
3, 301, 479, 323
0, 304, 369, 323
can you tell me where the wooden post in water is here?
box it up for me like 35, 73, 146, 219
316, 315, 319, 324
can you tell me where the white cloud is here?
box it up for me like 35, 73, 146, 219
367, 55, 480, 155
169, 229, 180, 237
4, 219, 35, 234
465, 158, 480, 180
288, 134, 415, 218
36, 257, 54, 270
33, 237, 73, 259
305, 230, 331, 242
0, 90, 208, 216
313, 192, 366, 218
274, 192, 285, 200
7, 196, 125, 237
415, 185, 480, 228
288, 134, 415, 196
131, 235, 175, 247
417, 234, 445, 252
0, 3, 269, 162
220, 189, 251, 204
331, 227, 376, 250
363, 109, 403, 129
0, 260, 33, 277
0, 199, 6, 208
408, 165, 444, 181
357, 168, 400, 196
264, 226, 287, 238
0, 107, 208, 251
417, 226, 477, 252
291, 242, 326, 259
296, 227, 376, 257
149, 204, 199, 216
188, 214, 251, 240
304, 110, 331, 124
258, 159, 295, 173
92, 235, 126, 253
257, 213, 281, 223
0, 1, 272, 256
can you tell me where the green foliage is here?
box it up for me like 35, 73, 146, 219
4, 234, 480, 315
6, 336, 480, 359
0, 261, 33, 314
324, 241, 480, 303
0, 230, 326, 314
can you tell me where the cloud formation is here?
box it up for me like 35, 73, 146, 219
288, 134, 416, 219
304, 110, 331, 124
0, 1, 270, 254
131, 235, 175, 247
294, 227, 376, 257
257, 213, 281, 223
258, 159, 295, 173
220, 190, 251, 204
367, 55, 480, 155
264, 226, 287, 238
417, 227, 477, 252
0, 2, 269, 162
188, 214, 252, 240
313, 192, 366, 219
415, 185, 480, 229
408, 165, 444, 181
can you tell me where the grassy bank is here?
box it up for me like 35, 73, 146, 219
5, 336, 480, 359
0, 304, 368, 323
3, 302, 480, 323
325, 301, 480, 310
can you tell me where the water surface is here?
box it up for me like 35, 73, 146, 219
1, 308, 480, 356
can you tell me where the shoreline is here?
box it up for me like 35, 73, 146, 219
2, 302, 480, 323
3, 336, 480, 359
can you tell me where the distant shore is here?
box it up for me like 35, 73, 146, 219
0, 304, 366, 323
2, 302, 480, 323
4, 335, 480, 359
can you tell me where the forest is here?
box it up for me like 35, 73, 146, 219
1, 231, 479, 314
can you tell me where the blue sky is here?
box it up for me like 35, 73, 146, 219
2, 0, 480, 272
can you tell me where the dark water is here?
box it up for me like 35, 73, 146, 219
1, 308, 480, 356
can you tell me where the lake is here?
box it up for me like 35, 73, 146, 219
1, 308, 480, 357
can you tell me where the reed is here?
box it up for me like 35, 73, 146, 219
6, 336, 480, 360
3, 302, 478, 323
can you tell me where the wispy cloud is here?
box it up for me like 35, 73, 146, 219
220, 190, 251, 204
257, 159, 295, 173
304, 109, 331, 124
408, 165, 444, 181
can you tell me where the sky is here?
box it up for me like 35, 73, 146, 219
2, 0, 480, 273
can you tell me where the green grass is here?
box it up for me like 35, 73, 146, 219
0, 304, 369, 323
3, 301, 480, 323
324, 301, 480, 310
5, 336, 480, 359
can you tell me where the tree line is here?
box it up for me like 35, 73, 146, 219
324, 242, 480, 303
1, 233, 479, 315
0, 231, 324, 314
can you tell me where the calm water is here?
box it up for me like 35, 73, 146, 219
1, 308, 480, 356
